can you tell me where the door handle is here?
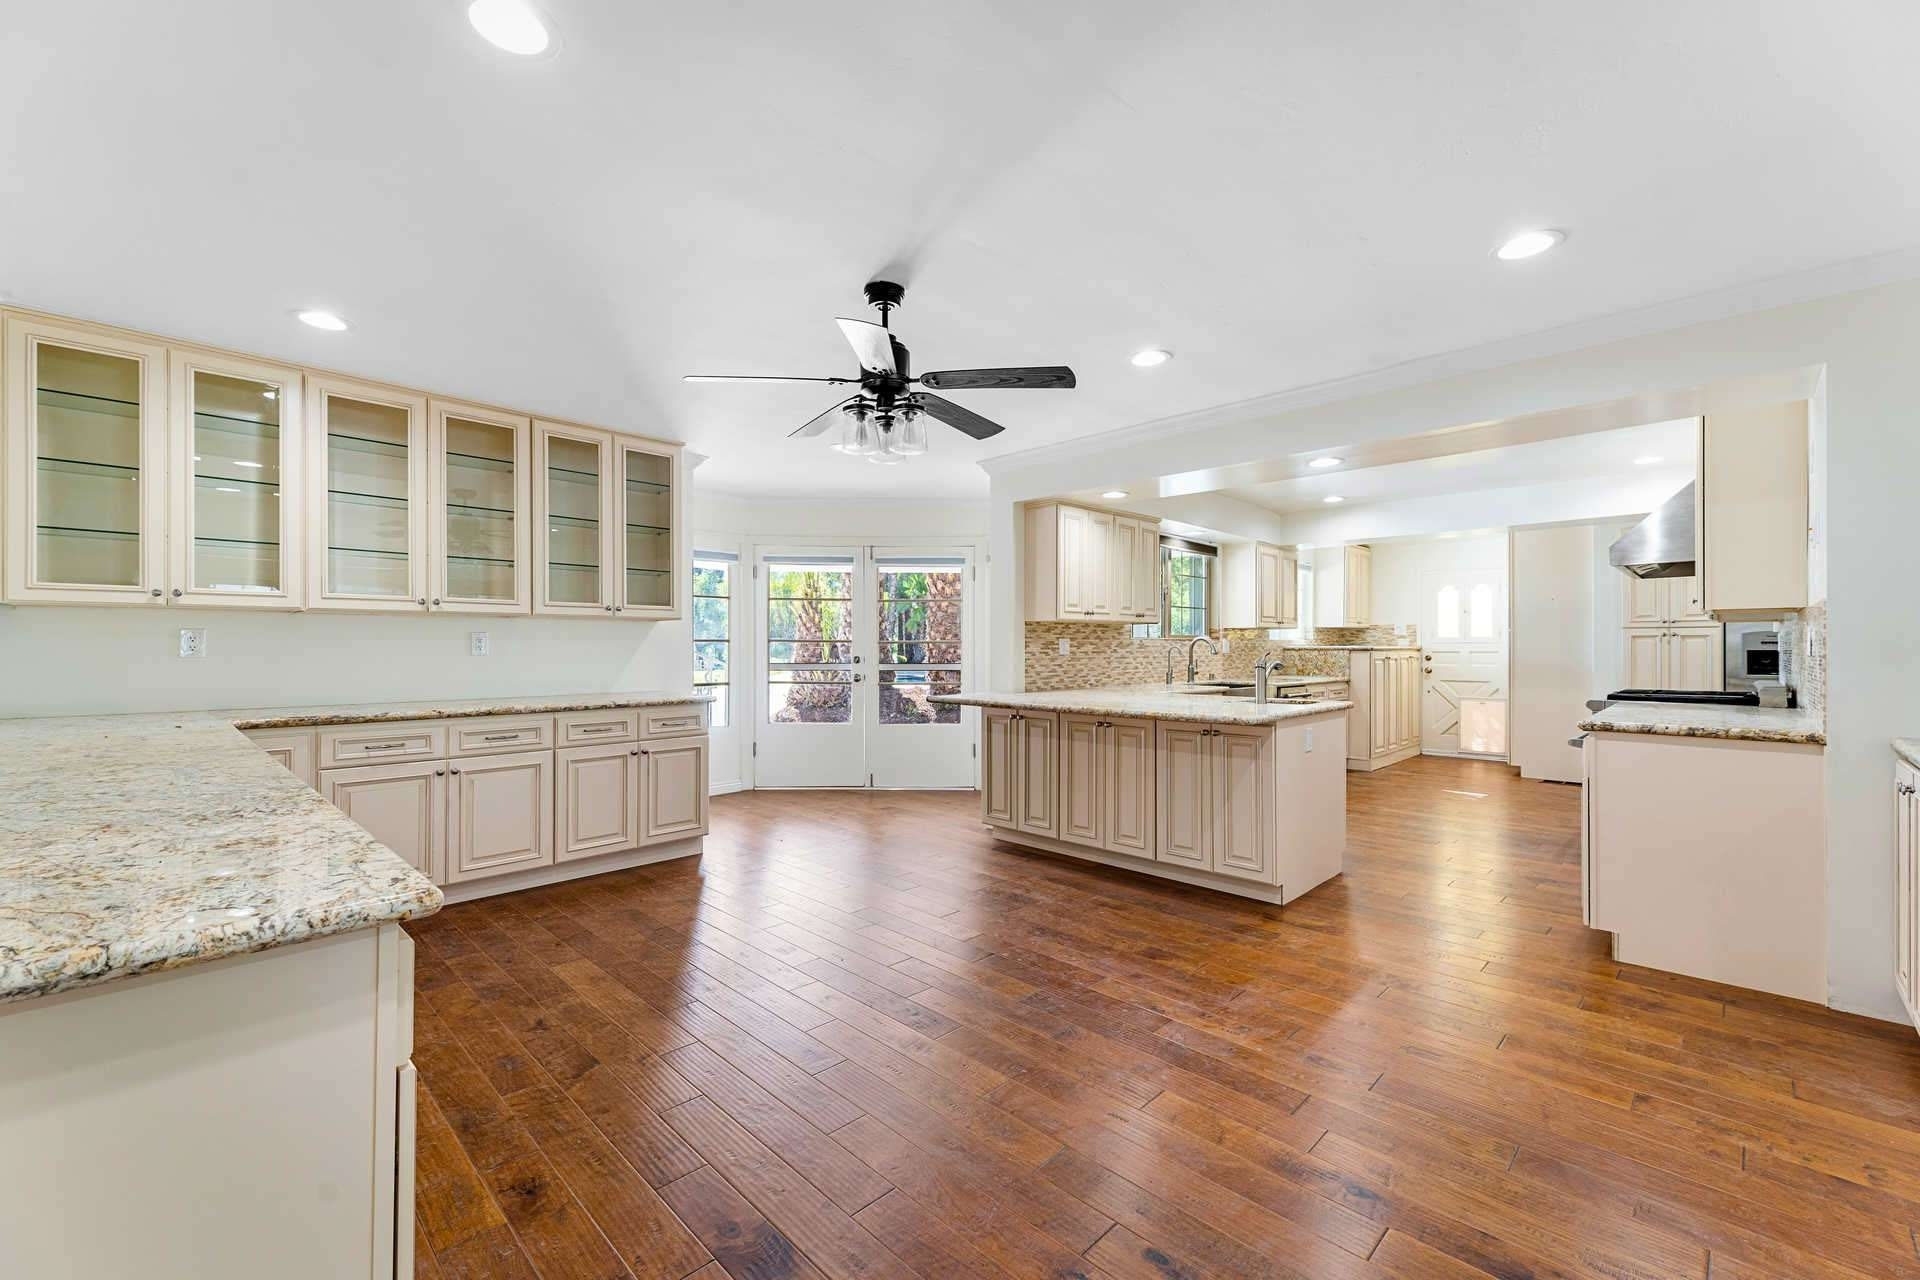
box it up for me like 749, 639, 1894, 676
853, 673, 865, 683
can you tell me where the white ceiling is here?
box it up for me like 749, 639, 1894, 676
3, 2, 1916, 500
1227, 418, 1698, 513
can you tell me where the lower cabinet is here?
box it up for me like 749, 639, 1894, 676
642, 737, 709, 843
1624, 624, 1723, 690
1156, 721, 1273, 882
980, 707, 1059, 839
1058, 713, 1156, 857
446, 749, 554, 884
320, 759, 447, 881
556, 742, 642, 861
1897, 758, 1919, 1031
1344, 649, 1421, 769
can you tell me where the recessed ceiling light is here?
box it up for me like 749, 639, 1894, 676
1130, 348, 1172, 368
1308, 456, 1341, 469
1634, 455, 1664, 466
296, 309, 348, 332
1323, 495, 1345, 504
1495, 229, 1565, 261
1101, 489, 1129, 500
468, 0, 551, 54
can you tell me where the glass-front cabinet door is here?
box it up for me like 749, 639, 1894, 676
533, 421, 614, 615
3, 316, 168, 603
429, 400, 530, 613
306, 375, 428, 611
168, 349, 303, 609
616, 440, 680, 618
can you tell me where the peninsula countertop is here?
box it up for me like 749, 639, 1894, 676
1897, 739, 1920, 770
932, 684, 1354, 725
1578, 703, 1826, 745
0, 689, 713, 1004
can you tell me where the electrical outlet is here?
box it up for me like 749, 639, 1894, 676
1057, 637, 1070, 656
470, 631, 491, 657
178, 628, 206, 659
1303, 727, 1315, 753
1218, 635, 1230, 653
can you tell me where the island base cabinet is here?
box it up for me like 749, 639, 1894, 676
1157, 723, 1274, 883
642, 737, 709, 843
1155, 723, 1212, 869
0, 923, 416, 1280
446, 749, 554, 884
980, 708, 1060, 838
1897, 759, 1919, 1031
1060, 713, 1157, 857
321, 759, 447, 882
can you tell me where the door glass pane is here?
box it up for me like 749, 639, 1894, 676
326, 395, 412, 596
1435, 585, 1460, 639
1468, 582, 1496, 638
624, 447, 672, 608
766, 559, 853, 724
32, 342, 142, 587
190, 370, 281, 593
546, 435, 602, 605
876, 559, 963, 725
693, 554, 731, 729
443, 417, 517, 602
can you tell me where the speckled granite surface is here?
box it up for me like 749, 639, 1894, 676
1578, 703, 1826, 745
933, 684, 1353, 725
0, 713, 444, 1004
1896, 740, 1920, 770
228, 689, 711, 730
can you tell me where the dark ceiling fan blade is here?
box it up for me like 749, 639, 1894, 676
787, 396, 861, 438
918, 366, 1076, 390
835, 317, 897, 376
684, 374, 855, 385
914, 393, 1005, 440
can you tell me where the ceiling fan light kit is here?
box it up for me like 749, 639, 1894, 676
685, 280, 1076, 462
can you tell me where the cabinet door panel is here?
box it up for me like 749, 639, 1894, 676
1664, 626, 1723, 691
1624, 628, 1665, 688
307, 375, 429, 611
981, 708, 1017, 827
1083, 511, 1113, 618
557, 743, 640, 861
643, 738, 709, 843
430, 400, 530, 614
1670, 574, 1711, 623
1056, 506, 1087, 616
322, 760, 446, 882
1108, 517, 1137, 619
5, 317, 169, 604
447, 750, 553, 883
1255, 544, 1282, 627
1898, 764, 1917, 1022
1277, 548, 1298, 628
1156, 723, 1210, 868
1058, 714, 1104, 848
534, 422, 615, 615
1014, 713, 1059, 838
618, 440, 681, 618
1624, 575, 1667, 625
1212, 727, 1272, 882
1135, 522, 1160, 621
246, 728, 317, 789
1104, 718, 1156, 858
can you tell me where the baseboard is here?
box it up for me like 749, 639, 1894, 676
709, 781, 748, 796
1347, 743, 1421, 772
981, 824, 1291, 905
438, 836, 703, 904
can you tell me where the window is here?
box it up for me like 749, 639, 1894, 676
692, 552, 733, 728
1132, 542, 1215, 639
875, 558, 964, 725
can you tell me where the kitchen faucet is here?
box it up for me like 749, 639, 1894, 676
1252, 650, 1277, 705
1184, 634, 1218, 684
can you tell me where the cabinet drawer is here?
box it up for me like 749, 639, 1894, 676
319, 721, 447, 766
641, 704, 708, 738
557, 709, 639, 745
243, 728, 317, 788
448, 715, 555, 758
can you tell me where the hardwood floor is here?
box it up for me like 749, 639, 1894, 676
409, 755, 1920, 1280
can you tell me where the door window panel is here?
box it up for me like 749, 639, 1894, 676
766, 559, 854, 724
875, 559, 963, 725
693, 552, 732, 728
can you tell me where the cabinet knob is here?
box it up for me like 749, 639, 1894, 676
450, 767, 460, 775
150, 588, 163, 598
171, 588, 182, 598
434, 768, 445, 776
431, 597, 440, 607
615, 605, 623, 613
417, 597, 427, 606
604, 604, 614, 612
630, 748, 640, 755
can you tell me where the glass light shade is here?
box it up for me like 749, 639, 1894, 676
842, 413, 878, 456
894, 413, 927, 455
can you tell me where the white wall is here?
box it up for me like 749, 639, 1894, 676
986, 274, 1920, 1023
1591, 519, 1638, 699
1367, 531, 1507, 636
0, 605, 687, 718
1510, 525, 1596, 783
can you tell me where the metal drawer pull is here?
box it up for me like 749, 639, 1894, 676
481, 732, 523, 742
656, 717, 696, 728
579, 725, 620, 734
363, 742, 407, 752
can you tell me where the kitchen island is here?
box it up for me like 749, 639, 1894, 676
934, 685, 1351, 904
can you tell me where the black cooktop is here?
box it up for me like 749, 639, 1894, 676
1606, 688, 1760, 706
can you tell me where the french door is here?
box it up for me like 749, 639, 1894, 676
754, 545, 974, 788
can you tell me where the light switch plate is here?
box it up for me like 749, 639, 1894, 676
178, 628, 206, 659
1304, 727, 1314, 753
470, 631, 491, 657
1057, 637, 1070, 656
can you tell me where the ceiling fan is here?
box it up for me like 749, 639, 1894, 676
684, 280, 1075, 461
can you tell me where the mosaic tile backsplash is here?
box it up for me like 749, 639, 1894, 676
1022, 623, 1419, 690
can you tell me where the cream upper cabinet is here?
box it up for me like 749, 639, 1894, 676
429, 400, 530, 614
168, 348, 305, 610
1699, 404, 1808, 616
617, 438, 682, 619
1344, 545, 1373, 626
1218, 540, 1297, 629
1623, 573, 1710, 626
306, 375, 429, 611
1896, 760, 1919, 1030
1624, 628, 1665, 688
534, 421, 615, 616
1622, 624, 1722, 690
3, 316, 169, 604
1024, 501, 1161, 622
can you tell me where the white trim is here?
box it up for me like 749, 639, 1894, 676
437, 837, 701, 904
982, 826, 1290, 905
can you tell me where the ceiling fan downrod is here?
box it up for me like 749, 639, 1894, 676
863, 279, 906, 328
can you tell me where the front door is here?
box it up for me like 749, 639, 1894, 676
754, 546, 975, 789
1422, 568, 1508, 757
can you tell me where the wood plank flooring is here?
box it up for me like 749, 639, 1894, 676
408, 755, 1920, 1280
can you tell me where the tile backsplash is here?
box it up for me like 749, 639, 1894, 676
1022, 623, 1419, 690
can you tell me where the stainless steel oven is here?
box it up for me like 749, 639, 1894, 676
1724, 622, 1783, 696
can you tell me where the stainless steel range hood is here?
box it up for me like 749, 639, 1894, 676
1609, 481, 1696, 579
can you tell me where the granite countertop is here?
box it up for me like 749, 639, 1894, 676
228, 689, 712, 730
1282, 644, 1419, 651
0, 690, 712, 1004
932, 684, 1353, 725
1579, 703, 1826, 745
1897, 740, 1920, 770
1268, 675, 1349, 687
